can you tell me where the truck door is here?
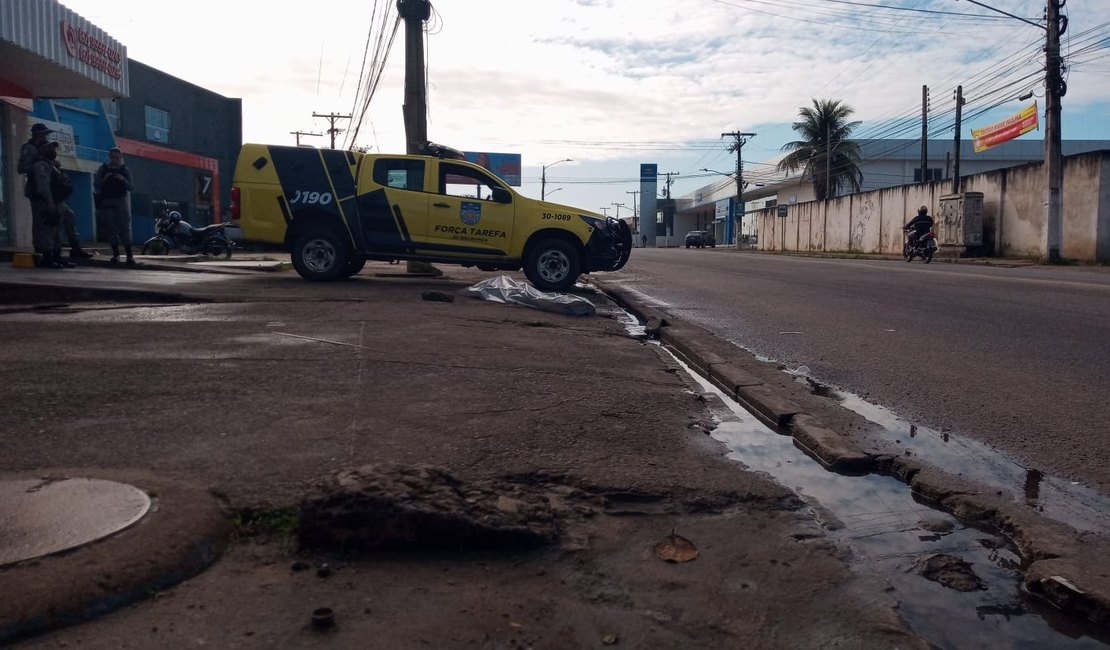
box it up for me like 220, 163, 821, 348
354, 157, 428, 254
422, 161, 515, 259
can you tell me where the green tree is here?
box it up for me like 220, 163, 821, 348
777, 99, 863, 201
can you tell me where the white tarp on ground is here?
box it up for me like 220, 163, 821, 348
467, 276, 596, 316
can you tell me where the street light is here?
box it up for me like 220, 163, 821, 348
546, 187, 564, 197
541, 158, 572, 200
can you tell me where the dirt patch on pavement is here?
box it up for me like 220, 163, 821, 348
1, 270, 928, 647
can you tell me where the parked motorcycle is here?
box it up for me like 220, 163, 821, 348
903, 227, 937, 263
141, 211, 233, 258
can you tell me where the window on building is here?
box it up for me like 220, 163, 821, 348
914, 168, 943, 182
104, 98, 120, 132
144, 105, 171, 143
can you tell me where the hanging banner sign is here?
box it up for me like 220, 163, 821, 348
972, 102, 1039, 153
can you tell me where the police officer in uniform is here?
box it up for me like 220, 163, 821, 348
95, 147, 136, 266
27, 142, 67, 268
18, 123, 92, 258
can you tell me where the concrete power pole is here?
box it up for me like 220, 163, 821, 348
952, 85, 964, 194
626, 190, 640, 238
398, 0, 431, 154
960, 0, 1066, 261
1046, 0, 1065, 262
312, 113, 351, 149
291, 131, 323, 147
920, 85, 929, 183
722, 131, 755, 249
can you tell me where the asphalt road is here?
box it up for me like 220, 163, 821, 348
609, 248, 1110, 495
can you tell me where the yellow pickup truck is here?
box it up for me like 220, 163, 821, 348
229, 144, 632, 290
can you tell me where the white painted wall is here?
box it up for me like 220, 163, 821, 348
757, 150, 1110, 262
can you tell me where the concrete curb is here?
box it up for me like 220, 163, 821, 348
0, 469, 231, 645
0, 281, 200, 305
592, 277, 1110, 625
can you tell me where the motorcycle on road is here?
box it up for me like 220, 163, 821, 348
141, 211, 233, 258
903, 228, 937, 263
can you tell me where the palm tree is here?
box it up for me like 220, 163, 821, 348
777, 99, 863, 201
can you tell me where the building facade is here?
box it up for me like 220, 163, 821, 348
1, 0, 241, 249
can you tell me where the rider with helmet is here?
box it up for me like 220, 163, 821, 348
903, 205, 934, 249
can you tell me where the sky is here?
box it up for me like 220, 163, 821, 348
60, 0, 1110, 216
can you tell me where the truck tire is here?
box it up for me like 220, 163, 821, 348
341, 256, 367, 278
292, 229, 349, 281
524, 238, 581, 292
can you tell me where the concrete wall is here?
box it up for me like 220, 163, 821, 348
758, 150, 1110, 262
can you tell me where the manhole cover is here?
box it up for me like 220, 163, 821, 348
0, 478, 151, 566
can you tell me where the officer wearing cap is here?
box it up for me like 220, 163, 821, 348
18, 123, 93, 259
17, 123, 53, 178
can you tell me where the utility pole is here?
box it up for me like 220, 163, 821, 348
599, 207, 610, 217
722, 131, 755, 249
312, 112, 351, 149
960, 0, 1065, 261
291, 131, 322, 147
611, 202, 626, 220
397, 0, 431, 154
626, 190, 640, 236
1045, 0, 1065, 262
953, 85, 964, 194
920, 85, 929, 183
659, 172, 680, 200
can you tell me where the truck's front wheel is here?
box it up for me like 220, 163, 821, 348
292, 229, 349, 281
524, 238, 581, 292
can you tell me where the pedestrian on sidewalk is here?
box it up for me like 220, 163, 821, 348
25, 142, 67, 269
95, 147, 136, 266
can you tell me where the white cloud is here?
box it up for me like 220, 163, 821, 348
58, 0, 1110, 209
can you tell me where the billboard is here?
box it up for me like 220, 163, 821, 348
463, 151, 522, 186
972, 103, 1039, 153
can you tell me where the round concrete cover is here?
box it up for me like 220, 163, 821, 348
0, 478, 151, 566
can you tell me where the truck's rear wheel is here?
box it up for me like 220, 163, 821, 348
292, 229, 349, 281
341, 256, 367, 278
524, 238, 581, 292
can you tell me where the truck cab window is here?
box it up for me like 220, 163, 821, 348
440, 163, 504, 202
374, 158, 425, 191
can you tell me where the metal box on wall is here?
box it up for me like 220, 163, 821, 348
938, 192, 984, 248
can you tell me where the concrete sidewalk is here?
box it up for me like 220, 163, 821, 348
0, 259, 1107, 646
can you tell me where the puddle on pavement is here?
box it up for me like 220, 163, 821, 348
794, 375, 1110, 537
666, 350, 1109, 648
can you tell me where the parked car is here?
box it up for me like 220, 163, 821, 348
685, 230, 715, 248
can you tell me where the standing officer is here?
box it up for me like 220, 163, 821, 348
95, 147, 136, 266
18, 123, 93, 259
27, 142, 66, 268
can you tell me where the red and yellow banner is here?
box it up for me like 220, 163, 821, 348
972, 103, 1039, 153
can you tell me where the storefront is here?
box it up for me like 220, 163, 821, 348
0, 0, 128, 248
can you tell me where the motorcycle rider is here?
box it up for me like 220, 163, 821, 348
903, 205, 934, 251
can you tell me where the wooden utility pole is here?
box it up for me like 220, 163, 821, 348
398, 0, 431, 154
920, 85, 929, 183
952, 85, 964, 194
312, 113, 351, 149
722, 131, 755, 248
291, 131, 323, 147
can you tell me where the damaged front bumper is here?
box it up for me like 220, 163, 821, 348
582, 216, 632, 272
